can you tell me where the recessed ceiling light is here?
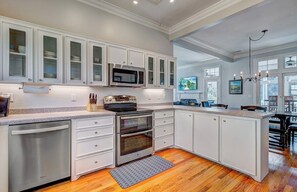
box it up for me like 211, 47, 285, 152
170, 0, 175, 3
133, 0, 138, 5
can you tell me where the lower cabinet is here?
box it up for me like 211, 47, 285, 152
193, 113, 219, 162
71, 116, 115, 181
175, 110, 193, 152
220, 116, 257, 176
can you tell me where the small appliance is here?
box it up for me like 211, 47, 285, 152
0, 95, 10, 117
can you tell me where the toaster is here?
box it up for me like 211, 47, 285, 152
0, 95, 10, 117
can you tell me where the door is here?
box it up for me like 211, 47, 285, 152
205, 80, 219, 103
258, 75, 280, 111
128, 49, 144, 68
167, 59, 176, 89
2, 22, 33, 82
88, 41, 107, 86
36, 30, 63, 84
157, 56, 167, 88
175, 110, 193, 152
65, 36, 87, 85
107, 45, 127, 65
283, 73, 297, 112
117, 114, 153, 134
194, 113, 219, 162
145, 54, 156, 88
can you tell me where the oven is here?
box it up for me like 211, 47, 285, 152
109, 64, 145, 87
116, 113, 153, 165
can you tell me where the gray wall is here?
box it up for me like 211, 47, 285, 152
0, 0, 173, 56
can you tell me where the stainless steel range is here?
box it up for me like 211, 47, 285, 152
104, 95, 153, 166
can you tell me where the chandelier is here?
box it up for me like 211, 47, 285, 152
233, 30, 269, 82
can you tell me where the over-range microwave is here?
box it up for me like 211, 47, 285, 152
109, 64, 145, 87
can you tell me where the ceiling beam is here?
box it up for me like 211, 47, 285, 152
169, 0, 264, 41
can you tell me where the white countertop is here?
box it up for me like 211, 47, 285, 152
0, 110, 115, 126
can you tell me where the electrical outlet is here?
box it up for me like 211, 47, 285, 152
71, 94, 77, 102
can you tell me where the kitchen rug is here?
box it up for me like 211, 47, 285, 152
110, 155, 174, 189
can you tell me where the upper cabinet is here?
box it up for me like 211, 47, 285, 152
2, 22, 33, 82
87, 41, 107, 86
128, 49, 144, 68
64, 36, 87, 85
145, 54, 156, 88
107, 45, 127, 65
36, 29, 63, 84
167, 58, 176, 89
157, 56, 167, 88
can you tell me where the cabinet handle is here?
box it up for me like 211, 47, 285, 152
90, 82, 93, 84
164, 141, 166, 144
94, 161, 98, 164
163, 121, 166, 123
94, 144, 98, 147
39, 79, 43, 81
164, 130, 166, 132
189, 115, 192, 117
223, 120, 226, 123
83, 82, 86, 84
94, 121, 98, 124
28, 78, 32, 81
163, 114, 166, 116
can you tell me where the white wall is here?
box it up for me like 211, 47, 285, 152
0, 0, 173, 56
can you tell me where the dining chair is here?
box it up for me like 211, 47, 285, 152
269, 114, 288, 150
210, 104, 228, 109
240, 105, 267, 112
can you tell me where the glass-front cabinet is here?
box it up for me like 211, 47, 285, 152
157, 56, 167, 88
88, 41, 107, 86
167, 58, 176, 89
65, 36, 87, 85
36, 30, 63, 84
2, 22, 33, 82
145, 54, 156, 88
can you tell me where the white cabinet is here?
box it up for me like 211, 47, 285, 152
167, 58, 176, 89
2, 22, 33, 82
64, 36, 87, 85
107, 45, 127, 65
87, 41, 107, 86
0, 22, 2, 81
145, 54, 156, 88
36, 29, 63, 84
156, 56, 167, 88
72, 116, 114, 181
175, 110, 193, 152
220, 117, 257, 176
128, 49, 144, 68
194, 113, 219, 162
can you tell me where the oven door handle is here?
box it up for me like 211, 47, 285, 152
120, 114, 152, 120
121, 130, 152, 137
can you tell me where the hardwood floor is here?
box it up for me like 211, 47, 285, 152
38, 146, 297, 192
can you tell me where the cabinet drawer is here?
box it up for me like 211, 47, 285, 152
155, 135, 173, 151
76, 135, 113, 157
155, 124, 174, 138
76, 150, 113, 175
155, 110, 174, 119
76, 116, 113, 129
155, 117, 174, 126
76, 125, 113, 140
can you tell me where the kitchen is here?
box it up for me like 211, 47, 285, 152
0, 0, 297, 191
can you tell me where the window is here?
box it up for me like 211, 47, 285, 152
285, 56, 297, 68
205, 67, 219, 77
258, 59, 278, 72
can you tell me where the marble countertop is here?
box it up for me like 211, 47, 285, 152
142, 105, 274, 119
0, 110, 116, 126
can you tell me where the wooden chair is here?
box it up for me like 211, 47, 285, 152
210, 104, 228, 109
240, 105, 267, 112
201, 101, 210, 107
269, 115, 288, 150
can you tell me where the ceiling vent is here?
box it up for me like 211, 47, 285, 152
146, 0, 162, 5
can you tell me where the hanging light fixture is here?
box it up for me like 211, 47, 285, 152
286, 56, 296, 66
233, 30, 269, 82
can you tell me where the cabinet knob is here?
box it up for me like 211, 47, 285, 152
28, 78, 32, 81
223, 120, 226, 123
94, 121, 98, 124
164, 130, 166, 132
90, 82, 93, 84
163, 114, 166, 116
130, 62, 133, 65
164, 141, 166, 144
214, 118, 217, 121
94, 161, 98, 164
94, 144, 98, 147
39, 79, 43, 81
163, 121, 166, 123
189, 115, 192, 117
83, 82, 86, 84
123, 61, 126, 64
95, 131, 98, 134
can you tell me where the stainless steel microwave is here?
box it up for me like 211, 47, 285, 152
109, 64, 145, 87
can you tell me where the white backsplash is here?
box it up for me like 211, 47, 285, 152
0, 84, 173, 109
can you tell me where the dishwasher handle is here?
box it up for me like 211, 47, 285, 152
11, 125, 69, 135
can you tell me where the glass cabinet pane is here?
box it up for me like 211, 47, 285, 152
148, 72, 154, 84
9, 29, 26, 77
70, 42, 82, 80
148, 57, 154, 71
43, 36, 57, 79
147, 56, 154, 85
93, 46, 103, 81
160, 59, 165, 72
169, 61, 175, 86
159, 59, 165, 85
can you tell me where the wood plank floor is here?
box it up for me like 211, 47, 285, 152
38, 145, 297, 192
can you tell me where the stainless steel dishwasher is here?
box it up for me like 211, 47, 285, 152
9, 120, 71, 192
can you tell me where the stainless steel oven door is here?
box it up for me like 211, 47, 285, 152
117, 130, 153, 165
117, 114, 153, 134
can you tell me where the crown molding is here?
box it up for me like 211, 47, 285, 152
177, 58, 220, 69
77, 0, 169, 34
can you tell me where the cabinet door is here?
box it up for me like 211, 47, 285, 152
88, 41, 107, 86
221, 117, 256, 176
2, 22, 33, 82
157, 56, 167, 88
107, 45, 127, 65
65, 37, 87, 85
128, 49, 144, 68
167, 59, 176, 89
175, 110, 193, 151
0, 22, 2, 81
145, 54, 156, 88
36, 30, 63, 84
194, 113, 219, 162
